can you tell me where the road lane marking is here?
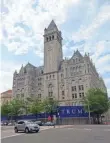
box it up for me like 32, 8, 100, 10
1, 127, 53, 139
104, 129, 110, 131
1, 133, 23, 139
84, 128, 92, 131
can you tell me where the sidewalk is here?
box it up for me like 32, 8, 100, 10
1, 126, 14, 130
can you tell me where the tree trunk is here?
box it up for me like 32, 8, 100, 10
92, 114, 96, 124
97, 114, 100, 124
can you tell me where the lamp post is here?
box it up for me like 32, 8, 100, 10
87, 100, 91, 124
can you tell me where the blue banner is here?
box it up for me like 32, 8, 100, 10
1, 106, 88, 121
58, 106, 88, 118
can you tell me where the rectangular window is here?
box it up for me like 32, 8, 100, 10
79, 85, 84, 90
81, 85, 84, 90
72, 94, 74, 99
79, 85, 81, 90
72, 86, 76, 91
75, 93, 77, 98
62, 96, 65, 99
82, 92, 84, 97
79, 93, 81, 98
62, 91, 64, 95
49, 92, 53, 97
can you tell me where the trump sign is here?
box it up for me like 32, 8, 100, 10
58, 106, 88, 118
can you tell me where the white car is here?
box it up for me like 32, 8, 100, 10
14, 120, 40, 133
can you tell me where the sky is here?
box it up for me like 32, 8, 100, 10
0, 0, 110, 96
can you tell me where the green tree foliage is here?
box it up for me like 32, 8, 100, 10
28, 97, 44, 117
1, 102, 11, 117
43, 97, 59, 121
84, 88, 109, 124
9, 98, 24, 120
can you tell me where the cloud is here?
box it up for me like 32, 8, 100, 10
1, 0, 110, 97
72, 3, 110, 42
0, 60, 26, 92
1, 0, 80, 55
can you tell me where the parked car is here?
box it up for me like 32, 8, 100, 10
34, 121, 43, 126
44, 122, 55, 126
14, 120, 40, 133
8, 122, 13, 126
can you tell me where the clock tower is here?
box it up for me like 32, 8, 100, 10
44, 20, 63, 73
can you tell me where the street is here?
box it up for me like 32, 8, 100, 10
1, 125, 110, 143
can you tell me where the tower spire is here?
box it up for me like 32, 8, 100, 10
47, 20, 58, 31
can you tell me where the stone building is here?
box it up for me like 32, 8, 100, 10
12, 20, 107, 106
1, 90, 12, 105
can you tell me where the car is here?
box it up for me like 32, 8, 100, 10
44, 122, 55, 126
8, 122, 13, 126
34, 121, 43, 126
14, 120, 40, 133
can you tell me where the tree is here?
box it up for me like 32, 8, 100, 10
43, 97, 59, 121
9, 98, 24, 121
1, 102, 11, 117
84, 88, 109, 124
28, 97, 44, 118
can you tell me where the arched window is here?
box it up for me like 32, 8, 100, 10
46, 37, 48, 42
48, 84, 53, 97
52, 35, 54, 40
49, 36, 51, 41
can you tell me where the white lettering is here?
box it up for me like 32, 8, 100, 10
78, 109, 82, 114
66, 109, 70, 114
71, 109, 76, 114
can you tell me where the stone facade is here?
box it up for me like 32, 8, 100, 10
1, 90, 12, 105
12, 20, 107, 106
